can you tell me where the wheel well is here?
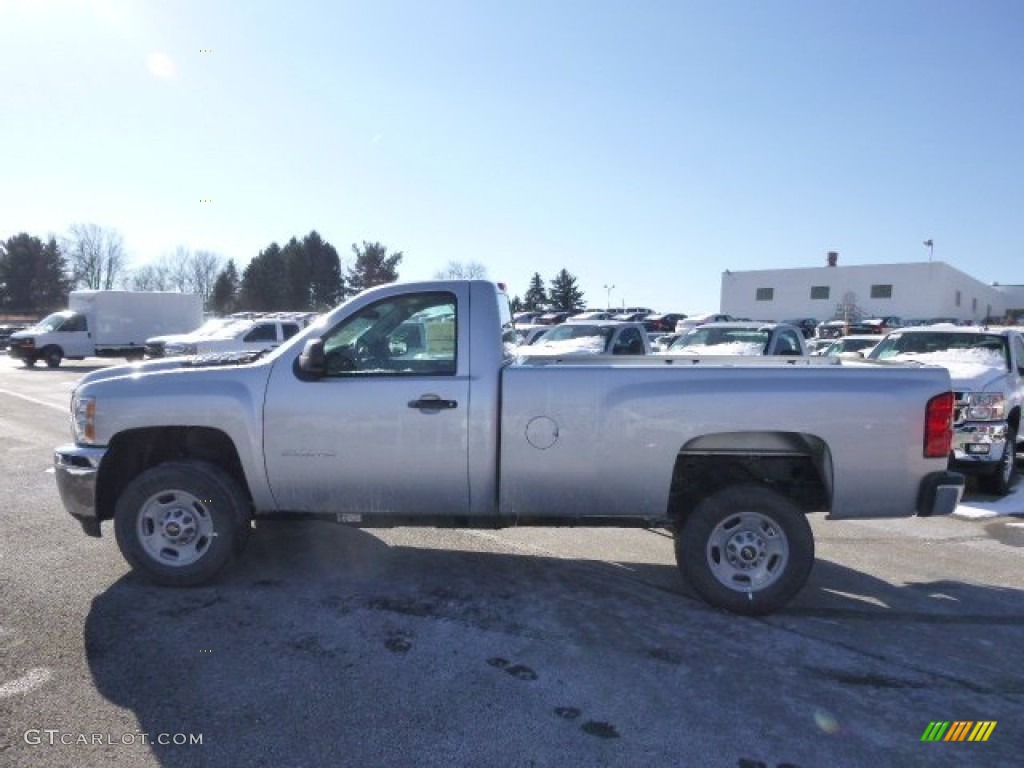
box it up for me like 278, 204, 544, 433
95, 427, 249, 522
667, 431, 831, 529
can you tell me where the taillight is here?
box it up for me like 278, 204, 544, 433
924, 392, 954, 458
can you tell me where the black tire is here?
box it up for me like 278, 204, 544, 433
978, 426, 1017, 496
22, 356, 38, 368
43, 347, 62, 368
114, 461, 251, 586
675, 484, 814, 616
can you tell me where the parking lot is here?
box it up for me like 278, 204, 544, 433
1, 355, 1022, 768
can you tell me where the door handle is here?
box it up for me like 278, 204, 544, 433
408, 395, 458, 410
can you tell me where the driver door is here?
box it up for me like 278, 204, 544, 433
263, 288, 470, 518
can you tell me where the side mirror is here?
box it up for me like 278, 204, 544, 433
297, 339, 326, 379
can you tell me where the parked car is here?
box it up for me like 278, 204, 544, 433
806, 338, 835, 355
849, 316, 904, 335
867, 326, 1024, 494
145, 317, 240, 358
514, 324, 552, 346
610, 311, 652, 322
513, 311, 544, 325
643, 313, 688, 332
0, 322, 30, 350
661, 322, 808, 356
521, 321, 650, 357
535, 311, 572, 325
54, 279, 964, 616
648, 332, 680, 353
675, 313, 735, 332
815, 319, 854, 339
568, 310, 615, 321
820, 335, 880, 358
782, 318, 819, 339
164, 318, 304, 357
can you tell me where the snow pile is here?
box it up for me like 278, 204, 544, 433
525, 336, 607, 356
670, 341, 765, 356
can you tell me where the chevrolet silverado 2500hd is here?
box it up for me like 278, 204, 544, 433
54, 280, 964, 615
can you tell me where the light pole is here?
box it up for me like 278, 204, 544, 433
923, 239, 934, 261
603, 284, 615, 310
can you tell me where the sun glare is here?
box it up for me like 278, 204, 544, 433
146, 52, 175, 80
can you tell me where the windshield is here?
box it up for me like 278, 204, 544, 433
668, 326, 769, 355
32, 312, 73, 332
868, 331, 1008, 369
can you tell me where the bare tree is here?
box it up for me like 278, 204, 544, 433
127, 246, 222, 305
188, 250, 223, 304
433, 260, 488, 279
65, 223, 127, 290
127, 264, 171, 291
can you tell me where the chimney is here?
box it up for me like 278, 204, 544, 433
827, 251, 838, 267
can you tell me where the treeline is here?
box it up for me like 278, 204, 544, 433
509, 269, 586, 313
0, 223, 588, 318
0, 224, 404, 316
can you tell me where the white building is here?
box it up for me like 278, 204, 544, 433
720, 255, 1018, 324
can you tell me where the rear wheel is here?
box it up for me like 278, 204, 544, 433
675, 484, 814, 616
114, 461, 251, 586
978, 426, 1017, 496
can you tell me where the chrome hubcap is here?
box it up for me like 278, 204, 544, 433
137, 490, 214, 566
707, 511, 789, 592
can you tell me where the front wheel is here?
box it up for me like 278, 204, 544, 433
43, 347, 62, 368
978, 426, 1017, 496
114, 461, 251, 586
675, 484, 814, 616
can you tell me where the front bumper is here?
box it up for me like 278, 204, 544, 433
950, 421, 1011, 473
54, 443, 108, 537
916, 470, 966, 516
7, 343, 33, 360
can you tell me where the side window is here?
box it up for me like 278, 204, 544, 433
1014, 337, 1024, 370
321, 292, 457, 377
63, 314, 87, 332
282, 323, 300, 340
244, 324, 277, 343
613, 328, 644, 355
776, 330, 801, 355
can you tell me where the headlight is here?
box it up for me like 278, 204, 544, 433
71, 395, 97, 444
966, 392, 1005, 421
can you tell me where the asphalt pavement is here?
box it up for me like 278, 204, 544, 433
0, 355, 1021, 768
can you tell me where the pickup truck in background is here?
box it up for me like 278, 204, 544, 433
520, 320, 650, 357
660, 322, 808, 356
8, 290, 202, 367
54, 280, 963, 616
162, 316, 307, 357
867, 325, 1024, 494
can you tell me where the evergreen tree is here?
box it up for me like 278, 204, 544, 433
303, 230, 343, 309
0, 233, 71, 314
509, 295, 524, 313
238, 243, 288, 310
346, 241, 402, 296
210, 259, 240, 314
548, 269, 585, 312
522, 272, 547, 310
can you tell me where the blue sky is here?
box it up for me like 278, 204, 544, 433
2, 0, 1021, 313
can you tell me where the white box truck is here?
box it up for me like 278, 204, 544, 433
7, 291, 203, 368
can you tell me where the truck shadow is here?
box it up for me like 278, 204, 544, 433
82, 521, 1024, 765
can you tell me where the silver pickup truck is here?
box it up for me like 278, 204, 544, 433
54, 280, 964, 615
